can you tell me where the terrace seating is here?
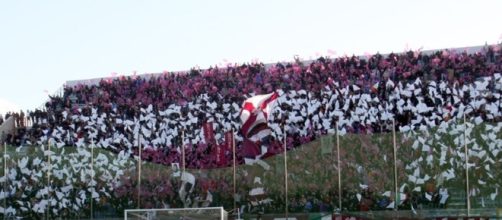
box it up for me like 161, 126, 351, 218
16, 45, 502, 169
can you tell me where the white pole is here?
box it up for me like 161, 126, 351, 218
336, 123, 342, 212
392, 119, 398, 211
90, 139, 95, 220
3, 143, 6, 220
47, 142, 51, 220
232, 128, 237, 213
237, 207, 241, 220
181, 128, 186, 215
464, 114, 471, 216
283, 125, 288, 219
137, 134, 142, 209
181, 129, 185, 175
47, 142, 51, 187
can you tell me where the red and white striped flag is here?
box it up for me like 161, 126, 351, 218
240, 92, 279, 140
239, 92, 279, 162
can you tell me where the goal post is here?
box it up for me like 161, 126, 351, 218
124, 207, 228, 220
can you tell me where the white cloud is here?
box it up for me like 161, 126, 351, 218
0, 97, 20, 116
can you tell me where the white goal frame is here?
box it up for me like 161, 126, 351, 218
124, 206, 228, 220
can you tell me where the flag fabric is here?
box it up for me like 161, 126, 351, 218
224, 131, 233, 151
202, 121, 216, 145
371, 82, 379, 93
179, 172, 196, 207
241, 138, 261, 158
203, 121, 224, 167
240, 92, 279, 139
215, 144, 222, 165
215, 143, 227, 166
239, 92, 279, 162
214, 131, 234, 167
171, 163, 181, 177
181, 172, 196, 185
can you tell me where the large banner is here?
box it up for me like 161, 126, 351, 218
202, 121, 216, 145
215, 144, 225, 166
223, 131, 233, 152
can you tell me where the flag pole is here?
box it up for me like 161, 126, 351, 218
182, 128, 186, 176
181, 128, 187, 213
283, 125, 288, 219
90, 139, 95, 220
137, 134, 142, 208
392, 119, 398, 211
48, 141, 51, 187
464, 114, 471, 216
232, 128, 237, 214
47, 141, 52, 219
336, 122, 342, 212
3, 143, 7, 220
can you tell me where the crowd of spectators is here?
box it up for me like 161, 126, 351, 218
1, 111, 30, 145
4, 44, 501, 166
56, 45, 501, 112
20, 45, 502, 144
3, 44, 501, 215
1, 111, 28, 127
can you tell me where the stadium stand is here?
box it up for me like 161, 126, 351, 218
2, 44, 501, 218
17, 45, 502, 166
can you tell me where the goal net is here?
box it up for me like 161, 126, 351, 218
124, 207, 228, 220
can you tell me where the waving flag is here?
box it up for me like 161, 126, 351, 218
240, 92, 279, 162
240, 92, 279, 139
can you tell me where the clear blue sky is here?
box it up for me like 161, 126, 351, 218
0, 0, 501, 115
